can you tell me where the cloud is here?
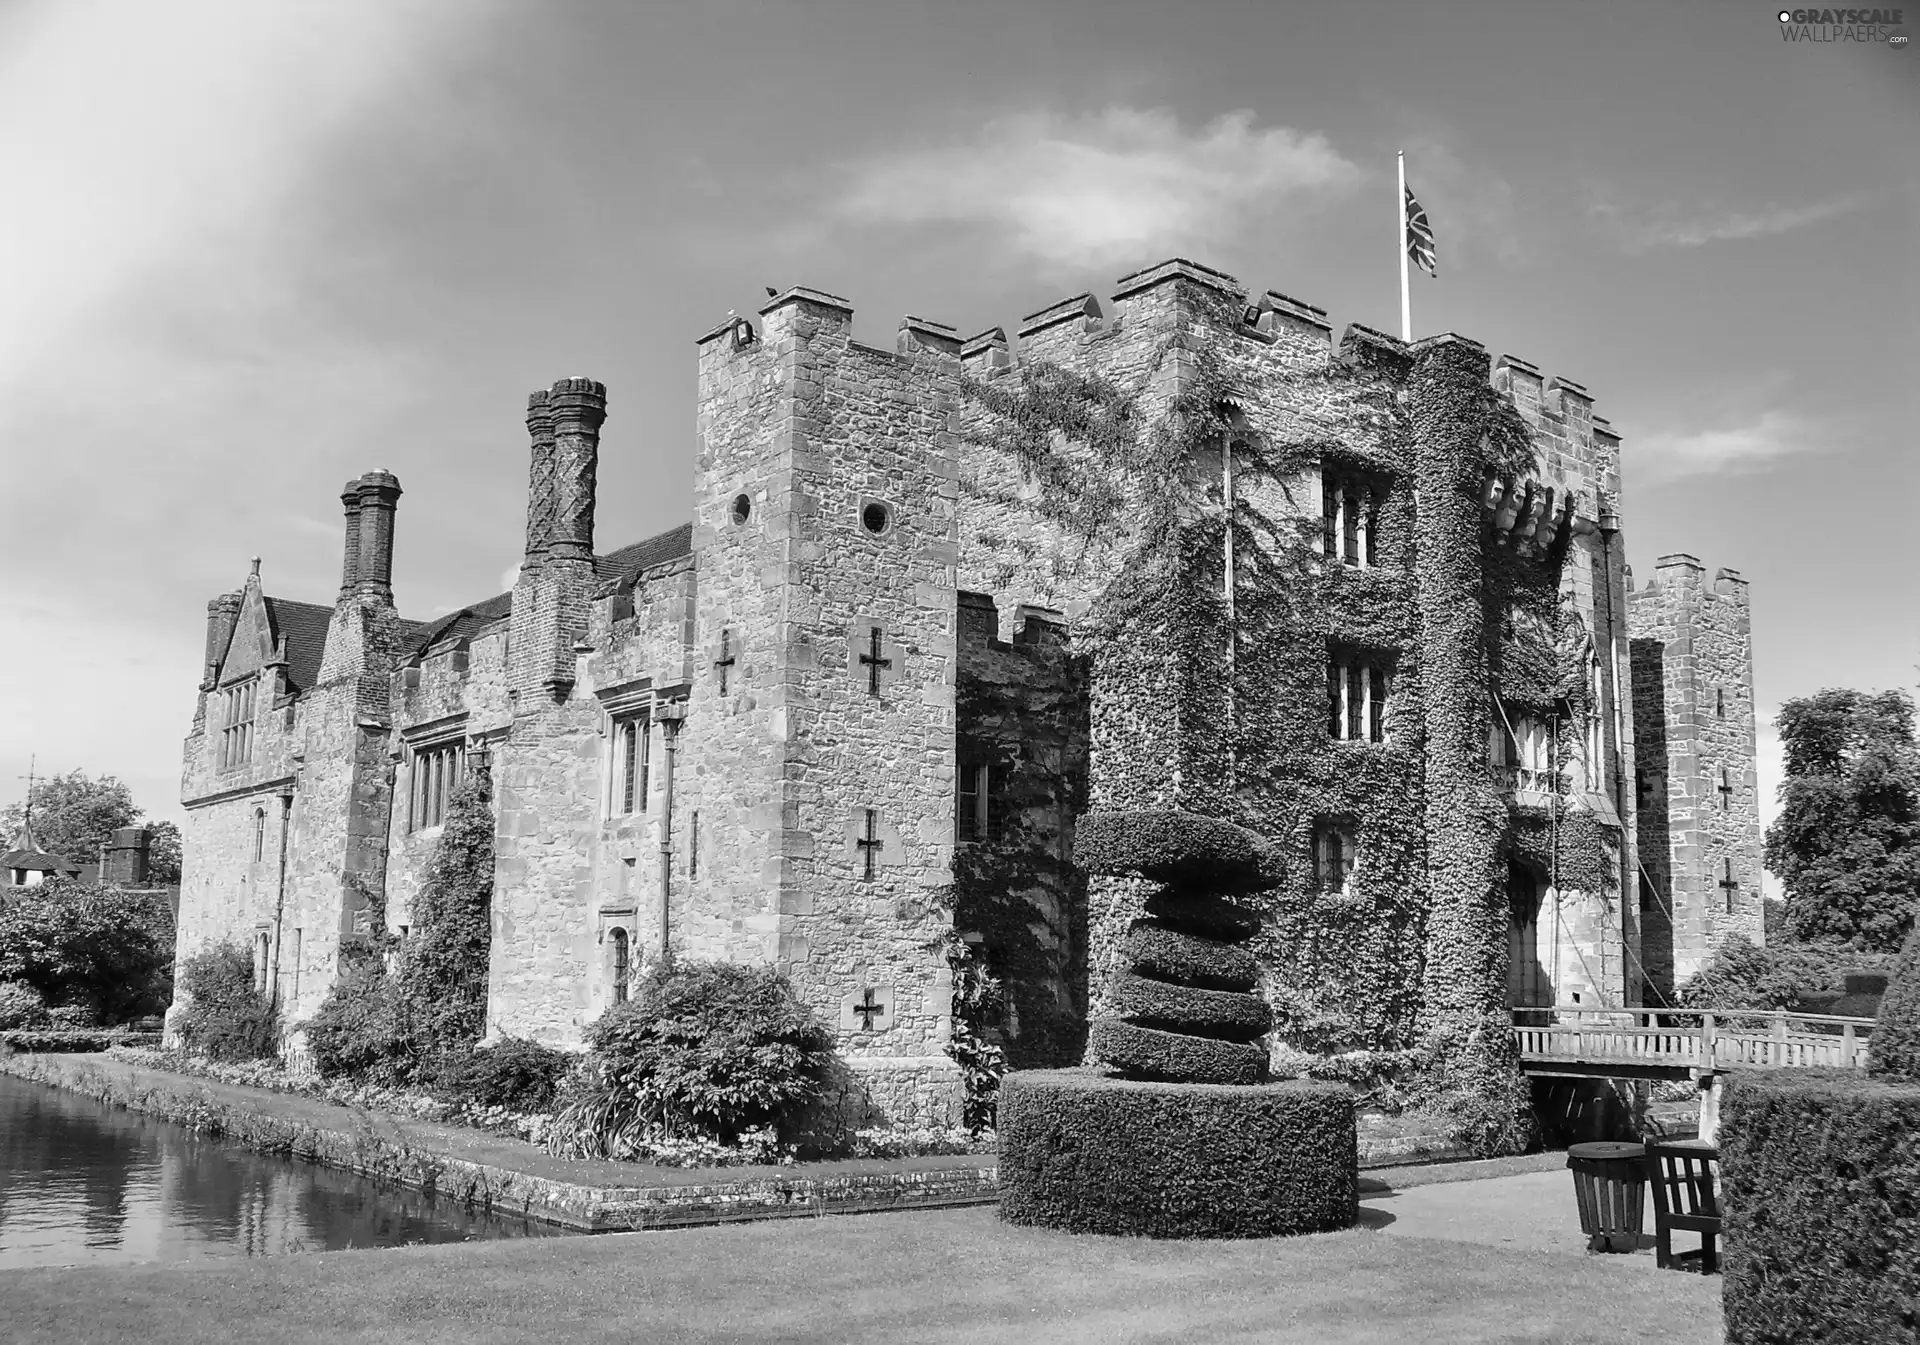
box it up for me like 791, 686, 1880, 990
835, 107, 1361, 268
1589, 190, 1867, 253
1629, 409, 1827, 484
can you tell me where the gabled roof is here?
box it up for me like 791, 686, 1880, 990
0, 820, 81, 875
260, 597, 335, 695
410, 590, 514, 656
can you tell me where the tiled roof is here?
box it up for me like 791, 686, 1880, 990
410, 590, 513, 657
594, 523, 693, 586
0, 847, 81, 874
403, 524, 693, 660
262, 597, 336, 695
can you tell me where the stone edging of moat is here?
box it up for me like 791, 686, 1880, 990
1, 1051, 1543, 1230
0, 1052, 999, 1232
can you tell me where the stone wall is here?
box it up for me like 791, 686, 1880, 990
1628, 555, 1764, 998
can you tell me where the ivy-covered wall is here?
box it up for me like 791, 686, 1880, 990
944, 259, 1637, 1103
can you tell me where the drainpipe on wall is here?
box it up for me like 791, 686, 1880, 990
267, 785, 295, 1011
654, 703, 687, 963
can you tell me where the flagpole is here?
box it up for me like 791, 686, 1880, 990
1398, 150, 1411, 342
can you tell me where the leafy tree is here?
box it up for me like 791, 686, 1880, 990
0, 878, 175, 1022
1764, 689, 1920, 951
173, 941, 277, 1061
394, 762, 496, 1062
1, 770, 138, 864
146, 821, 182, 886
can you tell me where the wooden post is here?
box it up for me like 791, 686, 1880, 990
1702, 1013, 1716, 1072
1773, 1014, 1789, 1067
1844, 1022, 1858, 1067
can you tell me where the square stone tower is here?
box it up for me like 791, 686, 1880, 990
1629, 555, 1764, 999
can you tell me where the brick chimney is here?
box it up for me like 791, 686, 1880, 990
103, 826, 151, 887
510, 377, 606, 699
339, 477, 364, 595
523, 391, 555, 571
202, 591, 243, 689
353, 470, 403, 603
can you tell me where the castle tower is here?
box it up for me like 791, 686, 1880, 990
1629, 555, 1763, 999
682, 288, 965, 1121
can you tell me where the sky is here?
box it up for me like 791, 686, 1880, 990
1, 0, 1914, 879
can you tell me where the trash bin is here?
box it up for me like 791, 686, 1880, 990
1566, 1140, 1646, 1253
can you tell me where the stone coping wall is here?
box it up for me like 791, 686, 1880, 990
0, 1053, 995, 1232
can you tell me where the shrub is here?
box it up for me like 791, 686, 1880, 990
1, 1027, 159, 1053
172, 942, 279, 1063
1087, 1019, 1266, 1085
394, 767, 494, 1052
1108, 973, 1272, 1040
0, 879, 174, 1023
1122, 920, 1259, 991
1868, 924, 1920, 1077
0, 981, 48, 1030
1073, 809, 1282, 894
46, 1005, 95, 1028
998, 1069, 1357, 1238
549, 961, 836, 1156
1720, 1069, 1920, 1344
432, 1037, 574, 1112
303, 963, 413, 1083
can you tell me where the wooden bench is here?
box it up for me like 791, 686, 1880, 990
1645, 1139, 1720, 1272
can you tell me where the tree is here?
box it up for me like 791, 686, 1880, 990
1764, 689, 1920, 951
1, 770, 138, 864
0, 878, 176, 1022
146, 820, 182, 886
395, 761, 496, 1060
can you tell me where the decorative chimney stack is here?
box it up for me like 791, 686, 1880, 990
510, 377, 606, 699
523, 391, 556, 572
353, 470, 403, 603
339, 478, 364, 595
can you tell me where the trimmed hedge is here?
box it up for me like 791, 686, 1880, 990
1122, 920, 1259, 991
1088, 1019, 1266, 1084
1720, 1069, 1920, 1344
1, 1028, 162, 1053
1141, 890, 1262, 941
1074, 810, 1283, 894
998, 1068, 1358, 1238
1109, 973, 1272, 1041
1868, 925, 1920, 1078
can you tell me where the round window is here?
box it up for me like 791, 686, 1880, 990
731, 493, 751, 526
862, 502, 890, 534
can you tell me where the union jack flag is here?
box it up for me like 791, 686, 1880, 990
1405, 185, 1436, 278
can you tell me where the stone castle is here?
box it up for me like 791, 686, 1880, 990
170, 257, 1762, 1121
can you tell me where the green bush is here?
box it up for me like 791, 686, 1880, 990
1074, 810, 1283, 894
1720, 1069, 1920, 1344
551, 960, 836, 1154
0, 1027, 160, 1053
303, 963, 413, 1083
1122, 920, 1259, 991
432, 1037, 575, 1112
1678, 933, 1897, 1016
1088, 1019, 1266, 1085
0, 981, 48, 1030
998, 1068, 1358, 1238
1868, 924, 1920, 1078
0, 879, 174, 1023
46, 1005, 95, 1028
172, 942, 279, 1063
1141, 889, 1262, 941
1109, 973, 1272, 1040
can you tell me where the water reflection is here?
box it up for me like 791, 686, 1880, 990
0, 1072, 570, 1268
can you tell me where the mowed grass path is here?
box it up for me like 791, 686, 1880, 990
1, 1204, 1717, 1345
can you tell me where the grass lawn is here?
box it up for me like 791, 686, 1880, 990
1, 1204, 1719, 1345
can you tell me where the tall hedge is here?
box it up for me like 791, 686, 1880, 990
1868, 924, 1920, 1077
1720, 1070, 1920, 1343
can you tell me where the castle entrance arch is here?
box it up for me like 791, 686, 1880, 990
1506, 860, 1552, 1024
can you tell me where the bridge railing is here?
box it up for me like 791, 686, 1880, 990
1511, 1005, 1877, 1072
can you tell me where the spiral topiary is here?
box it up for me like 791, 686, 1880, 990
998, 808, 1358, 1239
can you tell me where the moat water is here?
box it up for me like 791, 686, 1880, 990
0, 1072, 571, 1269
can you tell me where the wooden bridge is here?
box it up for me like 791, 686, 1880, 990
1513, 1006, 1877, 1081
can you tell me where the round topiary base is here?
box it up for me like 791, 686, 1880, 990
998, 1068, 1359, 1239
